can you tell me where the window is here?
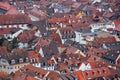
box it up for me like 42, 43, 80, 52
1, 59, 7, 63
103, 69, 106, 73
19, 58, 23, 63
97, 70, 101, 74
92, 72, 95, 75
11, 59, 15, 64
3, 65, 6, 69
86, 72, 89, 76
25, 57, 29, 62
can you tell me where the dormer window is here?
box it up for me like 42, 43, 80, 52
103, 69, 106, 73
19, 58, 23, 63
86, 72, 89, 76
26, 57, 29, 62
97, 70, 101, 74
11, 59, 15, 64
92, 72, 96, 75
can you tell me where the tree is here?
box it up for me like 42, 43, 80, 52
12, 37, 19, 49
0, 36, 7, 46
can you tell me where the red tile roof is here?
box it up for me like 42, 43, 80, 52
114, 19, 120, 31
28, 51, 41, 59
82, 67, 111, 79
65, 46, 78, 54
0, 72, 7, 77
26, 8, 47, 20
48, 17, 68, 23
27, 76, 38, 80
91, 36, 116, 47
18, 64, 60, 80
6, 10, 19, 15
0, 28, 11, 36
33, 38, 50, 51
0, 1, 16, 10
75, 67, 112, 80
74, 70, 86, 80
18, 30, 35, 43
59, 27, 75, 36
89, 60, 108, 69
0, 46, 8, 55
0, 14, 31, 25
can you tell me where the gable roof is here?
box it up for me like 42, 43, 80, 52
59, 27, 76, 39
64, 40, 88, 52
18, 30, 35, 43
0, 51, 28, 65
29, 21, 48, 37
0, 14, 31, 25
114, 19, 120, 31
42, 41, 59, 59
101, 50, 120, 64
18, 64, 60, 80
0, 46, 8, 56
102, 41, 120, 50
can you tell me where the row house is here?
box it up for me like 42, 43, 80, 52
75, 67, 112, 80
0, 14, 31, 29
64, 40, 88, 54
57, 27, 76, 44
39, 41, 59, 59
25, 8, 47, 21
32, 57, 56, 71
101, 50, 120, 65
17, 64, 60, 80
0, 51, 30, 74
74, 27, 97, 44
29, 21, 48, 37
90, 22, 115, 32
101, 41, 120, 50
60, 73, 78, 80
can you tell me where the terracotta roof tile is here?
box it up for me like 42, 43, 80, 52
28, 51, 41, 59
0, 46, 8, 55
74, 70, 86, 80
18, 30, 35, 43
59, 27, 75, 37
114, 19, 120, 31
0, 14, 31, 25
91, 36, 116, 47
89, 60, 108, 69
0, 72, 7, 77
0, 28, 11, 36
82, 67, 111, 79
0, 1, 16, 11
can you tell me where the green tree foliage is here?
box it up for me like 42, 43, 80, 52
0, 36, 7, 46
12, 37, 19, 49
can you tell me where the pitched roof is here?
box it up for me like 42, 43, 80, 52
0, 1, 16, 11
91, 36, 116, 47
0, 28, 11, 36
59, 27, 76, 39
0, 14, 31, 25
42, 41, 59, 59
102, 41, 120, 50
0, 46, 8, 56
18, 30, 35, 43
0, 51, 28, 65
82, 67, 111, 79
114, 19, 120, 31
29, 21, 48, 36
28, 51, 41, 59
101, 50, 120, 63
89, 60, 108, 69
19, 64, 60, 80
